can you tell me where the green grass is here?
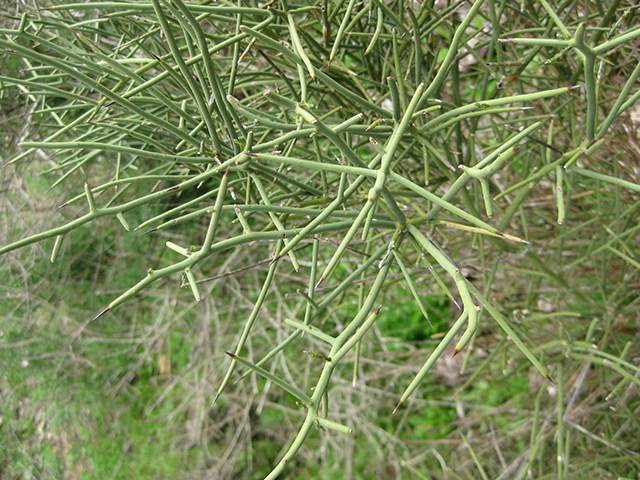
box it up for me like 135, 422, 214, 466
1, 370, 200, 479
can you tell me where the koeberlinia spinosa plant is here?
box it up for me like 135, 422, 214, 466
2, 1, 640, 478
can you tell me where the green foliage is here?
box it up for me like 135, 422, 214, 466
1, 0, 640, 479
378, 291, 449, 343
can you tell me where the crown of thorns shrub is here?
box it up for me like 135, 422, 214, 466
2, 1, 640, 478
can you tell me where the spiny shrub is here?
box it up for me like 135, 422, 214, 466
2, 1, 639, 478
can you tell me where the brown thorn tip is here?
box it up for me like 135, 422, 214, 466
375, 305, 383, 314
142, 228, 157, 235
225, 351, 237, 359
93, 306, 110, 320
212, 392, 220, 405
452, 348, 460, 358
545, 374, 555, 386
392, 401, 403, 415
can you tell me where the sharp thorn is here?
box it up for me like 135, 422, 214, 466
93, 306, 111, 320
